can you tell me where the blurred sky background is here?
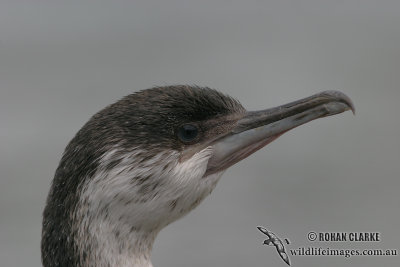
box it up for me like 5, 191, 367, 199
1, 1, 399, 266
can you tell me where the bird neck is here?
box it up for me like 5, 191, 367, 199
78, 217, 158, 267
68, 146, 222, 267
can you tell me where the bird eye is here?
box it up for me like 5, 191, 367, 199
177, 124, 199, 143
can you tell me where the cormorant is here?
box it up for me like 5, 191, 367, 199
41, 85, 354, 267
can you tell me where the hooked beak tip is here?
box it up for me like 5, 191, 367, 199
320, 90, 355, 115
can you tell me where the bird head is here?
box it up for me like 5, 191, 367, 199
42, 85, 354, 266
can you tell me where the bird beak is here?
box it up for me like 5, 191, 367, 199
205, 90, 355, 176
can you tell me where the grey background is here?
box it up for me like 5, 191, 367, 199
1, 0, 399, 266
